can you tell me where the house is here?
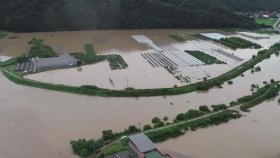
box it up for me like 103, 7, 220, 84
128, 133, 173, 158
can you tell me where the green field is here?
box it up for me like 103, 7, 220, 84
0, 31, 8, 39
256, 18, 277, 27
219, 37, 262, 49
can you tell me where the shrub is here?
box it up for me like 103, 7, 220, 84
143, 124, 152, 131
163, 116, 168, 121
199, 105, 211, 112
211, 104, 227, 112
176, 113, 185, 121
152, 117, 161, 124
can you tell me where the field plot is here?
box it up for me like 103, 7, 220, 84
233, 33, 280, 49
134, 35, 205, 68
25, 52, 184, 89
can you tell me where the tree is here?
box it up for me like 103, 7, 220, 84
176, 113, 185, 121
199, 105, 211, 112
143, 124, 152, 131
163, 116, 169, 121
102, 130, 114, 141
152, 117, 161, 124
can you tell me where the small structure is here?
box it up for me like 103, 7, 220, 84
200, 33, 227, 40
35, 55, 78, 72
238, 32, 270, 40
128, 133, 173, 158
16, 55, 79, 73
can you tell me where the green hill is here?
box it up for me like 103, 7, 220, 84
0, 0, 278, 32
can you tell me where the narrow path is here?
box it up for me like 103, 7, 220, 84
273, 17, 280, 32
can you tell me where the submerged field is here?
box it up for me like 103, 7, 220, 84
1, 29, 280, 158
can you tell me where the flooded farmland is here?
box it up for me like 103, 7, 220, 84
0, 29, 219, 57
1, 54, 280, 158
1, 29, 280, 158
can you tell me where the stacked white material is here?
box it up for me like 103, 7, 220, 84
238, 32, 270, 39
132, 35, 163, 52
200, 33, 227, 40
163, 46, 205, 66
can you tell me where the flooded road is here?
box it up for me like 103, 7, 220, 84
157, 100, 280, 158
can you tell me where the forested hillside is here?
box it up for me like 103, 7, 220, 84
0, 0, 278, 32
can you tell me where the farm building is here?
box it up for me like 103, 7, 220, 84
238, 32, 270, 40
200, 33, 227, 40
128, 133, 173, 158
35, 55, 79, 72
16, 55, 79, 73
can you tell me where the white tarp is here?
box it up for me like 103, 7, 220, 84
200, 33, 227, 40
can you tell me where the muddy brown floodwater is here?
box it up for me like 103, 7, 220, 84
0, 29, 221, 57
157, 100, 280, 158
1, 30, 280, 158
0, 54, 280, 158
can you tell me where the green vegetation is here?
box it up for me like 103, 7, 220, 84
0, 0, 260, 32
147, 110, 241, 142
2, 43, 280, 98
70, 81, 280, 157
0, 31, 8, 39
71, 44, 107, 65
27, 37, 58, 58
186, 51, 226, 64
211, 104, 227, 112
240, 83, 280, 112
168, 34, 185, 42
107, 54, 128, 70
219, 37, 262, 49
251, 66, 261, 73
256, 18, 277, 27
72, 44, 128, 69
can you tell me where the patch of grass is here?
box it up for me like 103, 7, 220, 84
168, 34, 185, 42
106, 54, 128, 70
256, 18, 277, 27
0, 31, 8, 39
186, 51, 226, 64
219, 37, 262, 49
71, 44, 107, 65
27, 37, 58, 58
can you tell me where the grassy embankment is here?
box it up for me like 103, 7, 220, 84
218, 37, 262, 49
71, 81, 280, 158
186, 50, 226, 64
256, 18, 277, 27
1, 43, 280, 97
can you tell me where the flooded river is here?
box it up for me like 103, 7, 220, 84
1, 30, 280, 158
0, 29, 219, 57
0, 54, 280, 158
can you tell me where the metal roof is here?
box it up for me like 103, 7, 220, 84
35, 55, 78, 71
129, 133, 156, 153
